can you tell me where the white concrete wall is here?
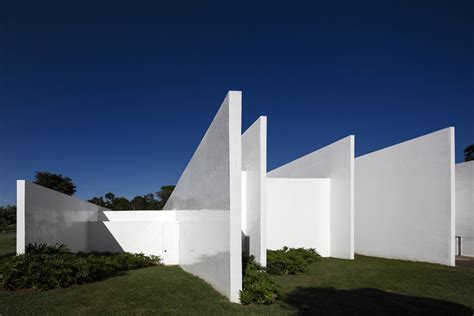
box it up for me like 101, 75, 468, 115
267, 178, 330, 256
268, 136, 354, 259
99, 210, 178, 222
90, 210, 179, 265
355, 127, 455, 266
16, 180, 108, 253
176, 210, 231, 298
163, 91, 242, 302
456, 161, 474, 256
241, 116, 267, 265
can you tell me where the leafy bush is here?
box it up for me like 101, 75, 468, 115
240, 255, 279, 305
266, 247, 320, 275
0, 244, 161, 290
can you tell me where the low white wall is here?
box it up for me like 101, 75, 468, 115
90, 210, 179, 265
355, 127, 455, 266
16, 180, 108, 253
99, 210, 178, 222
456, 161, 474, 256
241, 116, 267, 265
266, 178, 330, 256
268, 136, 354, 259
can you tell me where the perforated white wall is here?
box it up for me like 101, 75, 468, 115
241, 117, 267, 265
267, 178, 330, 256
176, 210, 231, 297
355, 128, 455, 266
164, 94, 232, 211
163, 91, 242, 302
268, 136, 354, 259
456, 161, 474, 256
16, 181, 107, 253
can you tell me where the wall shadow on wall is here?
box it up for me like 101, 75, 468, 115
241, 231, 249, 258
283, 287, 472, 315
88, 222, 124, 253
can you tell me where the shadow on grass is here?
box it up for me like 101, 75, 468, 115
284, 287, 472, 315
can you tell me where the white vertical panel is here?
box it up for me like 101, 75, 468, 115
16, 180, 25, 254
267, 178, 330, 256
456, 161, 474, 256
268, 136, 354, 259
241, 116, 267, 265
163, 91, 242, 302
355, 127, 455, 266
228, 91, 242, 303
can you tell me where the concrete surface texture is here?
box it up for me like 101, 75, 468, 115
163, 91, 243, 302
355, 127, 455, 266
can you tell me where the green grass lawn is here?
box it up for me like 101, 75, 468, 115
1, 233, 473, 315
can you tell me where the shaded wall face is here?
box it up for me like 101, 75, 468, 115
17, 181, 106, 253
266, 178, 330, 256
268, 136, 354, 259
177, 211, 230, 297
162, 91, 242, 303
355, 127, 455, 266
456, 161, 474, 256
241, 117, 267, 265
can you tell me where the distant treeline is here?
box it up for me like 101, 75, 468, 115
88, 186, 175, 210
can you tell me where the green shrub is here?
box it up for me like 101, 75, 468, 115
0, 243, 161, 290
240, 255, 279, 305
266, 247, 320, 275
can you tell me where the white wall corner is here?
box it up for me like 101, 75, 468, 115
449, 127, 455, 266
228, 90, 242, 303
16, 180, 26, 254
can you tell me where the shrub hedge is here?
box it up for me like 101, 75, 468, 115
0, 244, 161, 290
266, 247, 320, 275
240, 255, 279, 305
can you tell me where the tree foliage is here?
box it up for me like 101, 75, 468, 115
88, 185, 175, 211
464, 144, 474, 162
0, 205, 16, 230
34, 171, 76, 196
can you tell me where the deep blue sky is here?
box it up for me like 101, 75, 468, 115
1, 1, 473, 205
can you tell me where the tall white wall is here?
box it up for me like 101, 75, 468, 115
355, 127, 455, 266
16, 180, 108, 254
456, 161, 474, 256
163, 91, 242, 302
241, 116, 267, 265
267, 178, 330, 256
268, 136, 354, 259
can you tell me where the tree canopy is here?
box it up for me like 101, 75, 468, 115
34, 171, 76, 196
88, 185, 175, 210
464, 144, 474, 162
